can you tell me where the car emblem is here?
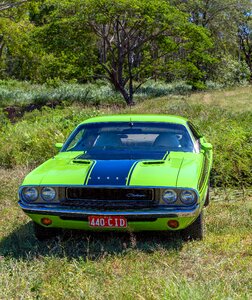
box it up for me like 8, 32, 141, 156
126, 193, 146, 199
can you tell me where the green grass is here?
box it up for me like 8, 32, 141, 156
0, 80, 125, 107
0, 168, 252, 299
0, 84, 251, 187
0, 84, 252, 299
0, 80, 194, 108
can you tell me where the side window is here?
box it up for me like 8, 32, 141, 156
187, 122, 202, 139
66, 129, 85, 150
187, 122, 202, 153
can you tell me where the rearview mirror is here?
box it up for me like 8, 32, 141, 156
55, 143, 63, 150
201, 142, 213, 151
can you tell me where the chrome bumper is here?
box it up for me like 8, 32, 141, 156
18, 201, 200, 219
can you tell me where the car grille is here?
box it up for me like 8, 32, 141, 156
61, 187, 157, 209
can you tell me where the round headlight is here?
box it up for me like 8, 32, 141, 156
180, 190, 196, 205
22, 187, 38, 202
162, 189, 177, 204
41, 187, 56, 201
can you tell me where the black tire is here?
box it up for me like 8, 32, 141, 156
33, 222, 60, 241
204, 185, 210, 207
181, 212, 204, 241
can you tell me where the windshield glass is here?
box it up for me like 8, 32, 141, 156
62, 122, 194, 160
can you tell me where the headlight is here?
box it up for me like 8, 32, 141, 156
180, 190, 196, 205
22, 187, 38, 202
162, 189, 177, 204
41, 187, 56, 201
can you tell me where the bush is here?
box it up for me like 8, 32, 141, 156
0, 107, 101, 167
135, 80, 192, 98
163, 102, 252, 187
0, 100, 251, 188
212, 55, 250, 86
0, 80, 124, 107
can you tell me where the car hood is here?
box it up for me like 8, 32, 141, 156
22, 151, 204, 189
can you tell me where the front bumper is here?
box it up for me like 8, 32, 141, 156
18, 201, 200, 219
19, 200, 201, 231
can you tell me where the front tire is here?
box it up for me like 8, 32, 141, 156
204, 185, 210, 207
33, 222, 60, 241
181, 212, 204, 241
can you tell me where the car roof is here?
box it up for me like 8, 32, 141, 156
80, 114, 188, 126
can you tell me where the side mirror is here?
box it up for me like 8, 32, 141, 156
55, 143, 63, 150
201, 142, 213, 151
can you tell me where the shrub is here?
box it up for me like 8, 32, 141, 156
135, 80, 192, 98
0, 107, 101, 167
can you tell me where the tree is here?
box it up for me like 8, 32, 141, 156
73, 0, 211, 104
171, 0, 252, 84
0, 0, 27, 12
238, 14, 252, 82
0, 0, 32, 77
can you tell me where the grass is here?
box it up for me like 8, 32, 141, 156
0, 168, 252, 299
0, 80, 124, 108
0, 80, 194, 108
0, 83, 252, 299
0, 84, 251, 187
188, 85, 252, 113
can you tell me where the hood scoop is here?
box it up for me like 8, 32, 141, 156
142, 161, 165, 165
72, 153, 92, 164
72, 159, 92, 165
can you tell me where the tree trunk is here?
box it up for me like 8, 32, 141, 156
108, 71, 134, 105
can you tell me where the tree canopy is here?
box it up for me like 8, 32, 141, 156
0, 0, 252, 103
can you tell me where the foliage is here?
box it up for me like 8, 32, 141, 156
0, 83, 251, 299
0, 0, 28, 12
0, 107, 101, 167
0, 85, 251, 188
238, 13, 252, 81
0, 80, 124, 107
213, 55, 250, 85
73, 0, 214, 103
0, 0, 252, 95
0, 79, 194, 108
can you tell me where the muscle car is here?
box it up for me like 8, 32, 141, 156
18, 115, 213, 240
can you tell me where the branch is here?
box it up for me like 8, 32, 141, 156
0, 0, 27, 11
133, 76, 153, 94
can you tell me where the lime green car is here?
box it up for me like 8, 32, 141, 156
18, 115, 213, 240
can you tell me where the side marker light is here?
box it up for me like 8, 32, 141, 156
41, 218, 52, 226
167, 220, 179, 229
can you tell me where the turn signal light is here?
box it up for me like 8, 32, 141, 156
167, 220, 179, 229
41, 218, 52, 226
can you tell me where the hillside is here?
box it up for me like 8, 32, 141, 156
0, 85, 252, 299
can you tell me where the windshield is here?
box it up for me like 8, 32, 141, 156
62, 122, 194, 160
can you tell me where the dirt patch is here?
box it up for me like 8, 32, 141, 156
202, 94, 213, 104
3, 101, 61, 123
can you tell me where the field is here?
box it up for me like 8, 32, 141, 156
0, 83, 252, 299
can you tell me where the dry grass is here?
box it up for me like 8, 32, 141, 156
0, 168, 252, 300
0, 84, 252, 299
187, 86, 252, 112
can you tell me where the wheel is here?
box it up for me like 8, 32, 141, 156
204, 185, 210, 207
181, 212, 204, 241
33, 222, 60, 241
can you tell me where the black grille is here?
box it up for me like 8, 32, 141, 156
61, 187, 157, 209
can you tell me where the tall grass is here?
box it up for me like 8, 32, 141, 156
0, 79, 196, 108
0, 79, 250, 109
0, 84, 252, 299
0, 82, 251, 187
0, 94, 251, 187
0, 166, 252, 299
0, 80, 124, 107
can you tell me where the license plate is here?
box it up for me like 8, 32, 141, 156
88, 216, 127, 228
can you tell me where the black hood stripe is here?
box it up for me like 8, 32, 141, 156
85, 160, 137, 186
